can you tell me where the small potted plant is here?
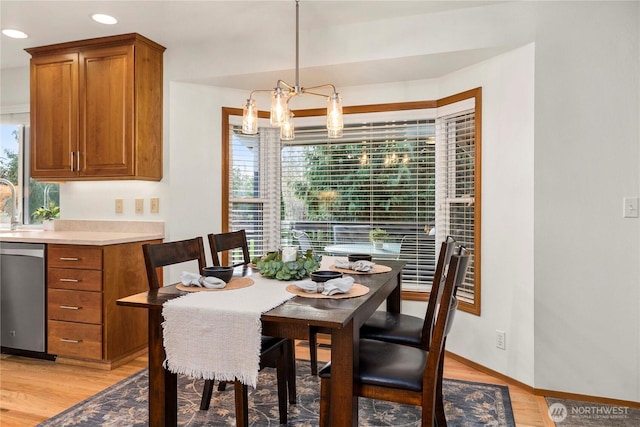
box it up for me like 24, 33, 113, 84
31, 201, 60, 230
369, 228, 388, 249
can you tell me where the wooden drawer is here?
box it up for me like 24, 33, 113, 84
48, 268, 102, 291
48, 245, 102, 270
48, 320, 102, 360
48, 289, 102, 324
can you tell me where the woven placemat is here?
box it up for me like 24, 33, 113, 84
285, 283, 369, 299
176, 277, 254, 292
329, 264, 392, 275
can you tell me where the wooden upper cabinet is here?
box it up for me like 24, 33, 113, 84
26, 33, 165, 181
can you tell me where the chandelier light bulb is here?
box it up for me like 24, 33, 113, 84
327, 93, 343, 132
242, 99, 258, 135
270, 88, 289, 126
280, 115, 295, 141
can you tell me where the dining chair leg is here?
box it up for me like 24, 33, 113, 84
319, 376, 331, 427
285, 339, 297, 403
199, 379, 215, 410
276, 349, 288, 424
218, 380, 228, 391
234, 380, 249, 427
309, 327, 318, 375
435, 347, 447, 426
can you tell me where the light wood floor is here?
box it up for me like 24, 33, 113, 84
0, 342, 554, 427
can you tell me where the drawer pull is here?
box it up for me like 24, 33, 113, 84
60, 338, 82, 344
59, 257, 80, 261
60, 305, 81, 310
59, 278, 80, 282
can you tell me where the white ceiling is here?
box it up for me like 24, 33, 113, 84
1, 1, 510, 90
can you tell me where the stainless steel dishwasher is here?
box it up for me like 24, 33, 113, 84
0, 242, 49, 357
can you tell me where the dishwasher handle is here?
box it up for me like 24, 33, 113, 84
0, 247, 45, 258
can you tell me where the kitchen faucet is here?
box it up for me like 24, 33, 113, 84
0, 178, 20, 230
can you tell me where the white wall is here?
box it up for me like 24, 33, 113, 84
533, 1, 639, 401
439, 44, 536, 386
2, 0, 638, 403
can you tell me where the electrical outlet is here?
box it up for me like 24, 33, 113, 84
496, 330, 506, 350
115, 198, 124, 214
150, 197, 159, 213
135, 198, 144, 214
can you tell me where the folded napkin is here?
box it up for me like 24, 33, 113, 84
180, 271, 226, 289
352, 260, 375, 272
322, 276, 355, 295
333, 259, 375, 272
292, 279, 323, 293
292, 276, 355, 295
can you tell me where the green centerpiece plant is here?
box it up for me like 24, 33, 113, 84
252, 249, 321, 281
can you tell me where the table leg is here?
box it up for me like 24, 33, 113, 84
234, 380, 249, 427
386, 271, 402, 313
329, 319, 358, 426
148, 309, 177, 426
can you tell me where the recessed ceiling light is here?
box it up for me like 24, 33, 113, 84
92, 14, 118, 25
2, 29, 29, 39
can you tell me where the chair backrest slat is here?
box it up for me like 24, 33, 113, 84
420, 236, 456, 347
422, 251, 470, 411
142, 237, 206, 290
208, 230, 251, 267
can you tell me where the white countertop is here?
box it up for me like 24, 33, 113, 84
0, 220, 165, 245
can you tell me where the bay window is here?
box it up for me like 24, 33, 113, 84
222, 88, 481, 314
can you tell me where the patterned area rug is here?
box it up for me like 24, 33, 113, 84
39, 363, 516, 426
546, 397, 640, 427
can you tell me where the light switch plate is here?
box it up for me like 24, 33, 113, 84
115, 198, 124, 214
135, 198, 144, 214
150, 197, 159, 213
623, 197, 639, 218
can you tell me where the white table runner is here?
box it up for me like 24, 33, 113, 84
161, 273, 295, 387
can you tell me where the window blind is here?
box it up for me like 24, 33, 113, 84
226, 96, 477, 297
436, 107, 476, 301
227, 126, 281, 263
280, 119, 437, 290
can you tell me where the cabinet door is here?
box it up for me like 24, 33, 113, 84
79, 45, 134, 177
30, 53, 79, 179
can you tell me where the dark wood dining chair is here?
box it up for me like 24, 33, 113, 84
318, 251, 470, 427
308, 236, 455, 377
208, 230, 251, 267
142, 236, 206, 290
142, 237, 293, 425
359, 236, 458, 425
360, 236, 456, 348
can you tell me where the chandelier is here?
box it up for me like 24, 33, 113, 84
241, 0, 344, 140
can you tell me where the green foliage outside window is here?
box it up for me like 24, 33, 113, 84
289, 138, 435, 224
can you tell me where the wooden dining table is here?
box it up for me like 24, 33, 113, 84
116, 259, 405, 427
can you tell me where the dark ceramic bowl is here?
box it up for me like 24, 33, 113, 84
202, 266, 234, 283
310, 270, 343, 283
348, 253, 372, 262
